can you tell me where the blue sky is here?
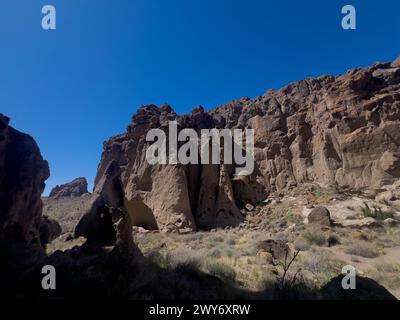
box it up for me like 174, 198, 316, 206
1, 0, 399, 194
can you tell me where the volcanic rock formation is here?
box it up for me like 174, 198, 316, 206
76, 58, 400, 235
49, 177, 88, 199
0, 113, 50, 272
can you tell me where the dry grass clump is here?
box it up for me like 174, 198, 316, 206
301, 230, 327, 246
345, 240, 380, 258
368, 263, 400, 290
207, 262, 236, 282
299, 248, 346, 285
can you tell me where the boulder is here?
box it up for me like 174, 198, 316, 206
256, 239, 290, 261
307, 206, 332, 227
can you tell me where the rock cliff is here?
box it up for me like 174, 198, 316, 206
77, 58, 400, 234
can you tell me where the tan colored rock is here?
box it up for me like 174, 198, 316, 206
256, 239, 290, 261
375, 190, 396, 203
383, 218, 399, 226
337, 217, 380, 228
78, 58, 400, 232
256, 250, 274, 264
391, 56, 400, 67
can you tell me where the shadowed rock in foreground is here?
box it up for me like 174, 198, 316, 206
0, 113, 49, 273
321, 275, 397, 300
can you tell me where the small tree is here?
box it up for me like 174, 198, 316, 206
277, 249, 301, 292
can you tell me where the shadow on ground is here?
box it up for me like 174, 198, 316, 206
0, 241, 396, 300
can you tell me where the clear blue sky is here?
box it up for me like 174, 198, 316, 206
1, 0, 399, 195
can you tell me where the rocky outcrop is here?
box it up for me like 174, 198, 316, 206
256, 239, 290, 262
0, 114, 50, 271
39, 215, 62, 248
75, 161, 122, 242
78, 57, 400, 234
49, 177, 88, 199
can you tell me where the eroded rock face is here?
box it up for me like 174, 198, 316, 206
49, 177, 88, 199
75, 161, 122, 242
0, 114, 50, 270
83, 58, 400, 233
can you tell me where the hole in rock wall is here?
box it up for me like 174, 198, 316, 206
125, 199, 158, 230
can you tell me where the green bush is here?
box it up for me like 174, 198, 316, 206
361, 202, 394, 220
302, 230, 326, 246
207, 263, 236, 282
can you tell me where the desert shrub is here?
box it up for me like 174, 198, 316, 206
301, 249, 345, 284
310, 183, 341, 203
361, 202, 373, 217
147, 251, 169, 269
361, 202, 394, 220
275, 232, 289, 242
225, 249, 235, 257
328, 233, 341, 246
371, 263, 400, 289
275, 275, 318, 300
209, 235, 225, 243
294, 237, 311, 251
376, 228, 400, 248
351, 230, 374, 241
302, 230, 326, 246
345, 241, 380, 258
180, 233, 204, 242
207, 262, 236, 282
209, 248, 222, 258
174, 260, 201, 275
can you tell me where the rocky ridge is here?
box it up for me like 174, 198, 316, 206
49, 177, 89, 199
77, 58, 400, 236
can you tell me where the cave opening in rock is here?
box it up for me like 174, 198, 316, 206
125, 199, 158, 230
